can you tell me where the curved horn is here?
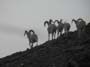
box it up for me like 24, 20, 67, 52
72, 19, 77, 24
29, 29, 35, 34
44, 21, 48, 27
24, 30, 28, 36
77, 18, 84, 22
54, 20, 59, 24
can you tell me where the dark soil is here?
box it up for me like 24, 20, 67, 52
0, 22, 90, 67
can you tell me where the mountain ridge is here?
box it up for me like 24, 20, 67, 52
0, 22, 90, 67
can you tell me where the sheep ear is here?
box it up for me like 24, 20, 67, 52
44, 21, 48, 26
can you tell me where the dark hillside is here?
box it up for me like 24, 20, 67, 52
0, 22, 90, 67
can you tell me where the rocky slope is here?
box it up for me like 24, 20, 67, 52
0, 23, 90, 67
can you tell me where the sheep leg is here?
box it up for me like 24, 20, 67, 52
66, 31, 68, 38
31, 43, 33, 48
36, 41, 38, 46
65, 32, 67, 38
52, 33, 54, 40
36, 37, 38, 46
57, 31, 59, 37
78, 30, 81, 39
64, 30, 67, 38
54, 32, 56, 39
48, 33, 50, 41
29, 41, 31, 49
60, 30, 63, 36
59, 31, 63, 37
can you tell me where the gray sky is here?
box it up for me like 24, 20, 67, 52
0, 0, 90, 58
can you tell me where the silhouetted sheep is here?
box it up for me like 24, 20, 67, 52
44, 19, 57, 40
72, 18, 86, 39
24, 29, 38, 48
63, 21, 70, 38
54, 19, 64, 37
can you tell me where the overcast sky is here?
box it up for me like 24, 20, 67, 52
0, 0, 90, 58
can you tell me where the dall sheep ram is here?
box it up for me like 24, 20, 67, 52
24, 29, 38, 48
54, 19, 64, 37
72, 18, 86, 39
63, 21, 70, 38
44, 19, 57, 40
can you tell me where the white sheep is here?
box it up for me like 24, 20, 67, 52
72, 18, 86, 39
54, 19, 64, 37
24, 29, 38, 48
44, 19, 57, 40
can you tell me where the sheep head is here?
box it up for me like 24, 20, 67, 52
54, 20, 59, 24
24, 30, 28, 36
77, 18, 86, 25
49, 19, 53, 23
44, 19, 53, 27
77, 18, 84, 22
29, 29, 35, 34
54, 19, 62, 24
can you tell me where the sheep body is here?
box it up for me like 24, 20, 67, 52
47, 24, 57, 34
24, 30, 38, 48
44, 19, 57, 40
54, 19, 64, 37
72, 18, 86, 39
63, 22, 70, 38
77, 19, 86, 31
29, 33, 38, 43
